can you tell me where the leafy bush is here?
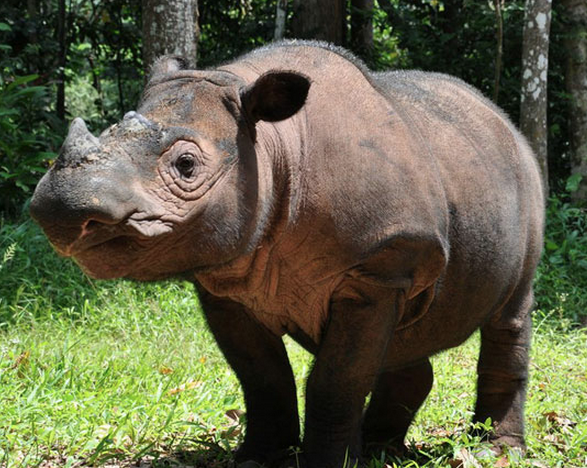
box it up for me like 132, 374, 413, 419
0, 17, 64, 215
0, 74, 62, 214
0, 1, 144, 217
534, 193, 587, 327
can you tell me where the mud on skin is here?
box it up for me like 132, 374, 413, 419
30, 41, 544, 468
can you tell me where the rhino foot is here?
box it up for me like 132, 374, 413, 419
237, 456, 305, 468
489, 435, 526, 456
235, 446, 304, 468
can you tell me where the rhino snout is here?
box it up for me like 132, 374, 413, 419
30, 117, 144, 255
30, 171, 138, 254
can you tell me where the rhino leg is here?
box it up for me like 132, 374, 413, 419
362, 358, 433, 455
302, 283, 399, 468
197, 289, 300, 466
473, 285, 533, 450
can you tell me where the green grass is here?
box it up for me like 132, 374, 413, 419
1, 217, 586, 468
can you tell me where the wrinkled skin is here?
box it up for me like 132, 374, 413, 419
30, 41, 544, 468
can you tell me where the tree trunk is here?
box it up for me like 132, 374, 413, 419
27, 0, 38, 44
291, 0, 346, 45
562, 0, 587, 202
350, 0, 374, 62
520, 0, 552, 195
56, 0, 66, 121
142, 0, 199, 75
493, 0, 504, 103
274, 0, 288, 40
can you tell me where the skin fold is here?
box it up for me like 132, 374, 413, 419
30, 41, 544, 468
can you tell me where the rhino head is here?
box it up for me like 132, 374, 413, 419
30, 57, 310, 280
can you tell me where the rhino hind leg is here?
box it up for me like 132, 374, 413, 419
473, 284, 533, 451
362, 358, 434, 456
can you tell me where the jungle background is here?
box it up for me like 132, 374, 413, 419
0, 1, 586, 467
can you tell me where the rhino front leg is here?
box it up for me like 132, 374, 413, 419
362, 358, 433, 455
303, 282, 399, 468
197, 288, 300, 466
473, 284, 533, 450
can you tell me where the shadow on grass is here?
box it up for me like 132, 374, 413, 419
136, 447, 235, 468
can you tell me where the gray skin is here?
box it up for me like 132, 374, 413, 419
30, 41, 544, 468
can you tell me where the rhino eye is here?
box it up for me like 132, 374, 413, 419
175, 153, 196, 177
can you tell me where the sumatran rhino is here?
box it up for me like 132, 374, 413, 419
30, 41, 544, 468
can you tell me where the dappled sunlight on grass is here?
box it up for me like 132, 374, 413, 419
1, 218, 586, 467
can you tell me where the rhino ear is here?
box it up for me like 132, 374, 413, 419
240, 70, 311, 123
148, 55, 191, 82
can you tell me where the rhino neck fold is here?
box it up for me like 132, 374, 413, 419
193, 108, 314, 322
241, 107, 308, 250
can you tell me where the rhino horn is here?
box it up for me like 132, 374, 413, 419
57, 118, 100, 168
63, 118, 99, 151
123, 110, 156, 129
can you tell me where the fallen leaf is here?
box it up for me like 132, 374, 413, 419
543, 434, 560, 443
429, 426, 453, 438
221, 409, 245, 441
456, 447, 482, 468
95, 424, 113, 438
168, 380, 202, 396
225, 408, 245, 423
542, 433, 566, 451
221, 425, 242, 440
543, 411, 576, 432
185, 413, 198, 422
158, 366, 174, 375
494, 455, 510, 467
11, 350, 30, 369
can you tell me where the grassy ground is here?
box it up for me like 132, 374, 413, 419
1, 218, 586, 468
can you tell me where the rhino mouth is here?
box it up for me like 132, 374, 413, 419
66, 229, 150, 279
62, 214, 172, 257
62, 228, 133, 257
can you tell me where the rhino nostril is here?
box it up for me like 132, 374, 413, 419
84, 219, 104, 231
82, 218, 116, 234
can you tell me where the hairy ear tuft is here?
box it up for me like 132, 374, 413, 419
240, 71, 311, 123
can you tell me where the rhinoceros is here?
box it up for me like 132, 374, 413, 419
30, 41, 544, 468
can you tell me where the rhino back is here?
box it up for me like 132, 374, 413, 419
211, 43, 543, 356
373, 70, 544, 363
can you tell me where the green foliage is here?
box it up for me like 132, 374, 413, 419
1, 217, 586, 468
566, 173, 583, 193
0, 0, 577, 215
375, 1, 525, 114
198, 0, 278, 68
0, 75, 61, 214
67, 0, 143, 123
546, 2, 574, 192
534, 191, 587, 327
0, 10, 63, 214
0, 3, 585, 466
0, 0, 146, 215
